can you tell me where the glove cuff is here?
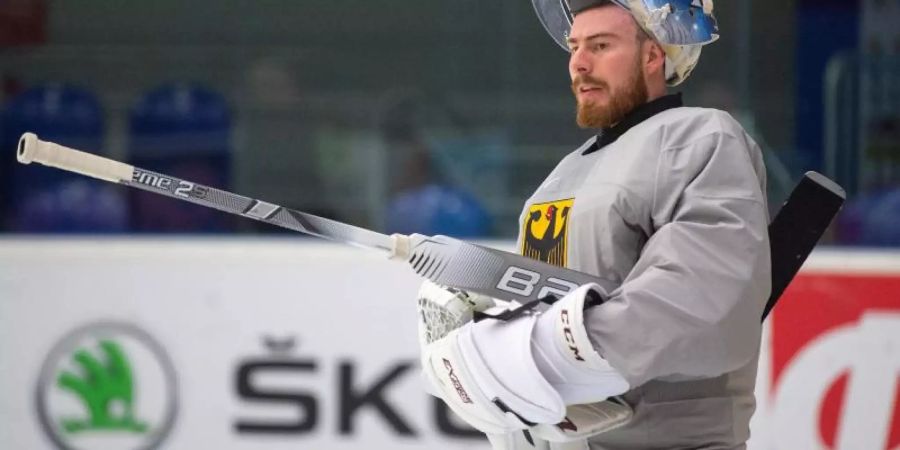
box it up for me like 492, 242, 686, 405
531, 284, 630, 405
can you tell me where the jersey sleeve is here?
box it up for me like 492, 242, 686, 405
584, 127, 771, 387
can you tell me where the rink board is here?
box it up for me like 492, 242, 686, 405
0, 239, 896, 449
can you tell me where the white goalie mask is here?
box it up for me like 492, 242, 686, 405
531, 0, 719, 86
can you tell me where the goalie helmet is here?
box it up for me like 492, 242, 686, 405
531, 0, 719, 86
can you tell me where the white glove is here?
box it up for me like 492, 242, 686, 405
530, 284, 631, 405
420, 283, 632, 436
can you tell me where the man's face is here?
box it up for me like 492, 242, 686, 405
568, 6, 649, 129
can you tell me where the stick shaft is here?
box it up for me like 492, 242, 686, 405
16, 133, 619, 302
17, 133, 394, 251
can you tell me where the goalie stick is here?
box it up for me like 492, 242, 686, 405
16, 133, 606, 303
762, 171, 845, 319
15, 133, 843, 314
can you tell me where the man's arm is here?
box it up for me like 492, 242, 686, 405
585, 127, 771, 387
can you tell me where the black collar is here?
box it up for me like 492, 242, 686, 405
582, 93, 684, 155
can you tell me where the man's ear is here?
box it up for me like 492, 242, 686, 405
644, 41, 666, 75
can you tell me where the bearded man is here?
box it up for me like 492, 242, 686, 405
418, 1, 771, 449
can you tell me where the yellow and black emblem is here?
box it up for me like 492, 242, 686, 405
521, 198, 573, 267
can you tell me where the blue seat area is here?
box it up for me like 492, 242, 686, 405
386, 184, 491, 238
127, 83, 234, 232
129, 83, 231, 160
836, 188, 900, 247
1, 84, 127, 232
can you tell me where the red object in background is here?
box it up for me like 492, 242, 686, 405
0, 0, 47, 46
770, 273, 900, 449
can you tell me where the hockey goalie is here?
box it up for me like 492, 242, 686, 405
416, 1, 772, 449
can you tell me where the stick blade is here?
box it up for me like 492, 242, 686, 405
763, 171, 846, 320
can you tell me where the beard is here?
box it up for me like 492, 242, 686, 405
572, 57, 649, 129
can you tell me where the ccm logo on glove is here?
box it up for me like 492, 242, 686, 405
443, 358, 473, 404
561, 310, 585, 362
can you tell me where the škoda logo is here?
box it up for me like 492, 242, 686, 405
35, 322, 178, 450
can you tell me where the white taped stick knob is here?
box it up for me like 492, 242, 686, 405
16, 132, 38, 164
17, 132, 66, 167
16, 132, 134, 183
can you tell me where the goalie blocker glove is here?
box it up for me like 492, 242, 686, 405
421, 283, 633, 437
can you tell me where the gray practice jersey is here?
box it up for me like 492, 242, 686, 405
517, 98, 771, 449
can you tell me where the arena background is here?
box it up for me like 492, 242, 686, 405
0, 0, 898, 449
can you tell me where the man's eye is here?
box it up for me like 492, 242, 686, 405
592, 43, 608, 51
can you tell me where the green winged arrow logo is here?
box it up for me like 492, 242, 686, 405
36, 322, 178, 450
56, 339, 148, 434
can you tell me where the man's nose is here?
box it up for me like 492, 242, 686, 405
570, 48, 591, 74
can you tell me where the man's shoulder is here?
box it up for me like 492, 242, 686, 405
652, 106, 751, 142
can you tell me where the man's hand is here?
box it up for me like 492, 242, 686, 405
421, 300, 564, 434
419, 283, 634, 437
